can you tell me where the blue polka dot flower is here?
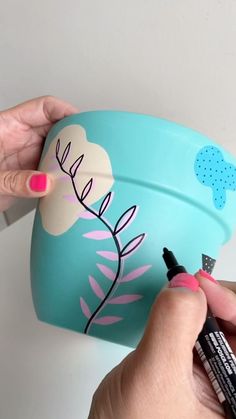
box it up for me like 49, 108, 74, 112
195, 146, 236, 210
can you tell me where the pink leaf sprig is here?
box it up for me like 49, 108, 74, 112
96, 264, 116, 281
93, 316, 123, 325
63, 194, 78, 204
108, 294, 142, 304
89, 276, 105, 299
80, 211, 97, 220
80, 297, 91, 319
120, 265, 152, 282
83, 230, 112, 240
96, 251, 118, 261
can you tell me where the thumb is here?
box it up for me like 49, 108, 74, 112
137, 274, 207, 375
0, 170, 52, 198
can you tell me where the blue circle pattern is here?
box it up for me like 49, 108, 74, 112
194, 146, 236, 210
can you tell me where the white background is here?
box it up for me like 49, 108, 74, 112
1, 0, 236, 154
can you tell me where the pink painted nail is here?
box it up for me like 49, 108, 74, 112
169, 273, 199, 292
197, 269, 218, 284
29, 174, 47, 192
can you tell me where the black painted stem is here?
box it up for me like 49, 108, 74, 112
56, 154, 123, 334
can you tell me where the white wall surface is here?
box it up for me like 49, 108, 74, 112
1, 0, 236, 154
1, 0, 236, 259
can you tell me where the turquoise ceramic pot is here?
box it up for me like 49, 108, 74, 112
31, 111, 236, 347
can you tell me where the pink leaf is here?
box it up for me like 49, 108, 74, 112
97, 264, 116, 280
83, 231, 112, 240
108, 294, 142, 304
48, 161, 59, 171
96, 251, 118, 261
120, 265, 152, 282
93, 316, 123, 325
121, 233, 145, 257
80, 297, 91, 319
81, 178, 93, 201
99, 192, 114, 216
61, 142, 71, 164
59, 175, 70, 182
80, 211, 97, 219
69, 154, 84, 177
89, 276, 105, 299
114, 206, 138, 235
63, 194, 78, 204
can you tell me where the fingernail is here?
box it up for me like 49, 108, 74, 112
29, 173, 47, 192
169, 273, 199, 291
197, 269, 218, 284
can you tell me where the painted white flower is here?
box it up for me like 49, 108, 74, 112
39, 124, 114, 235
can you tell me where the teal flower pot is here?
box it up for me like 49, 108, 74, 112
31, 111, 236, 347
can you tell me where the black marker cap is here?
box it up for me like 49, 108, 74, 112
162, 247, 187, 281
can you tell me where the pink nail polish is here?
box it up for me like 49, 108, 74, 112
198, 269, 218, 284
169, 273, 199, 291
29, 174, 47, 192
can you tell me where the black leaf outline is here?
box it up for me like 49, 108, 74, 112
120, 233, 145, 257
56, 139, 60, 156
70, 154, 84, 177
61, 142, 71, 165
81, 178, 93, 201
114, 205, 137, 235
99, 192, 112, 217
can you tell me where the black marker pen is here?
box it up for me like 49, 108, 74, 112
162, 247, 236, 419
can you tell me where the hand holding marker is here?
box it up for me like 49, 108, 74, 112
163, 248, 236, 419
88, 250, 236, 418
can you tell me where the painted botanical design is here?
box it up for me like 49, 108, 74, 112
39, 125, 114, 235
195, 145, 236, 209
55, 138, 151, 333
40, 124, 151, 334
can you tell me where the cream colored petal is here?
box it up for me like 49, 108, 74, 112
39, 125, 114, 235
